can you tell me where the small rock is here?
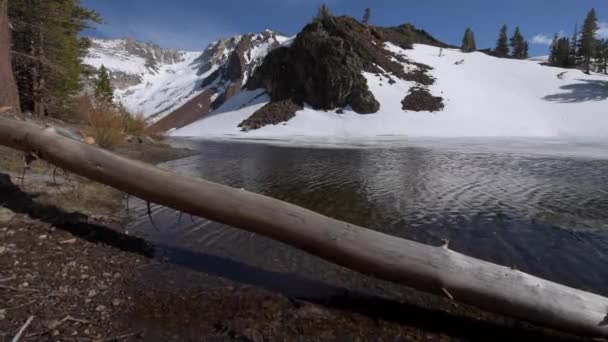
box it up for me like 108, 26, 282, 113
88, 289, 97, 297
112, 299, 121, 307
59, 238, 77, 244
0, 308, 6, 320
38, 234, 48, 239
95, 305, 106, 312
0, 246, 6, 255
0, 208, 15, 222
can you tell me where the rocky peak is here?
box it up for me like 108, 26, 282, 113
147, 30, 287, 132
240, 15, 445, 131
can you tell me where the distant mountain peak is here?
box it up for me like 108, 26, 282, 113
82, 30, 289, 131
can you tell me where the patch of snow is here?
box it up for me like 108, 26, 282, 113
114, 51, 211, 119
174, 43, 608, 139
528, 55, 549, 62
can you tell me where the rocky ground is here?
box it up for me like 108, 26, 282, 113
0, 122, 598, 341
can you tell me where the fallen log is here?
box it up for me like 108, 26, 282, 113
0, 117, 607, 337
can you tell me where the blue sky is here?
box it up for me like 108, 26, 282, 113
82, 0, 608, 56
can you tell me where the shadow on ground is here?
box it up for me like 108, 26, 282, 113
543, 79, 608, 103
0, 172, 588, 341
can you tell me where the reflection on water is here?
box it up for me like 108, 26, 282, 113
128, 139, 608, 297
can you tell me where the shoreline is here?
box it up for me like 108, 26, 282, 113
0, 132, 592, 341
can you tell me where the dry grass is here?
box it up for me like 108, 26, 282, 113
123, 112, 147, 136
76, 95, 169, 149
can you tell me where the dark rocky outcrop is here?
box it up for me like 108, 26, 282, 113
401, 87, 444, 112
150, 31, 284, 131
149, 89, 216, 132
242, 16, 446, 130
238, 99, 302, 131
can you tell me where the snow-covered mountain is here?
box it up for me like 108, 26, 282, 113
82, 30, 289, 130
174, 43, 608, 139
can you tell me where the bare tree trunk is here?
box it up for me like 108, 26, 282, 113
0, 0, 20, 114
0, 116, 607, 338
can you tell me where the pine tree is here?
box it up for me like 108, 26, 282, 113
579, 8, 599, 73
510, 26, 528, 59
461, 28, 476, 52
596, 39, 608, 74
8, 0, 101, 116
0, 0, 20, 113
549, 33, 559, 65
552, 37, 572, 68
316, 3, 331, 21
362, 8, 371, 25
495, 24, 509, 57
95, 65, 113, 103
570, 24, 579, 66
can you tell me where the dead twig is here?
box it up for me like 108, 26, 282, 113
146, 201, 159, 231
0, 276, 16, 282
95, 332, 139, 341
0, 284, 40, 292
11, 315, 35, 342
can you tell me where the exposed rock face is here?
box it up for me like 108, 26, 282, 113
248, 16, 403, 114
0, 0, 20, 114
147, 31, 286, 132
238, 99, 302, 131
402, 87, 444, 112
83, 31, 288, 132
83, 38, 187, 90
243, 16, 445, 130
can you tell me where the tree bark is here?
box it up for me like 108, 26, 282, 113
0, 0, 20, 114
0, 116, 607, 338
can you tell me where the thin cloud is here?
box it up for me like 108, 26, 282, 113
598, 22, 608, 39
532, 34, 553, 45
531, 30, 566, 45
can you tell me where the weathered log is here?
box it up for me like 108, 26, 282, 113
0, 117, 607, 337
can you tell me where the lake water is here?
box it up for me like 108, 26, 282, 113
127, 138, 608, 299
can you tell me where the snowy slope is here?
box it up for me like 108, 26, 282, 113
174, 43, 608, 138
83, 31, 289, 123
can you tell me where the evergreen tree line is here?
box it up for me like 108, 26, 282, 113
548, 8, 608, 74
8, 0, 101, 116
460, 25, 529, 59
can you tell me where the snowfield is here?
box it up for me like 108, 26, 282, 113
174, 44, 608, 139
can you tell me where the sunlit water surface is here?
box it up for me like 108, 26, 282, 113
127, 138, 608, 298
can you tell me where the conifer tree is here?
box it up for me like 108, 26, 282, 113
596, 39, 608, 74
362, 8, 371, 25
570, 24, 579, 66
8, 0, 101, 116
510, 26, 528, 59
549, 33, 559, 65
461, 28, 476, 52
579, 8, 599, 73
316, 3, 331, 21
551, 37, 572, 68
495, 24, 509, 57
95, 65, 113, 103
